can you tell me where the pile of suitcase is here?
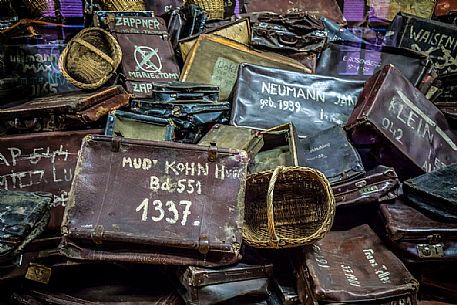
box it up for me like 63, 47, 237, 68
0, 0, 457, 304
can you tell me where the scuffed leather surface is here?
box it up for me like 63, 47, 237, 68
332, 166, 400, 207
316, 41, 433, 86
345, 65, 457, 180
231, 63, 364, 137
404, 163, 457, 222
0, 190, 52, 263
378, 200, 457, 261
300, 125, 365, 185
297, 224, 418, 302
61, 135, 249, 267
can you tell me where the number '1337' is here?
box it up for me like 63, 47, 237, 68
135, 198, 192, 226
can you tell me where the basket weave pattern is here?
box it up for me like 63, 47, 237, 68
243, 166, 335, 248
98, 0, 145, 11
23, 0, 48, 16
59, 27, 122, 90
186, 0, 224, 20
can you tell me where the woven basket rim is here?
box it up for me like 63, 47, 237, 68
243, 166, 336, 248
59, 27, 122, 90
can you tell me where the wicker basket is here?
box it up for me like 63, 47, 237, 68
97, 0, 145, 11
59, 27, 122, 90
23, 0, 48, 16
185, 0, 224, 20
243, 166, 335, 248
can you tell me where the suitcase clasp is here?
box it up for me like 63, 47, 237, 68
198, 234, 210, 255
91, 225, 104, 245
417, 234, 444, 258
208, 143, 218, 162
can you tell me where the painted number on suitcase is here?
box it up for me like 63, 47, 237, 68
135, 198, 192, 226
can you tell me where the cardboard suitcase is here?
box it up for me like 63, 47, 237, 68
61, 135, 249, 267
179, 34, 310, 101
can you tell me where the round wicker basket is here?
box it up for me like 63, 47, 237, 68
185, 0, 224, 20
59, 27, 122, 90
98, 0, 145, 11
243, 166, 335, 248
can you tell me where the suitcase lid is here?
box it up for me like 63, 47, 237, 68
0, 86, 128, 120
316, 41, 433, 86
380, 200, 457, 241
62, 135, 249, 254
434, 0, 457, 16
230, 63, 364, 137
345, 64, 457, 173
180, 34, 311, 101
179, 263, 273, 287
300, 224, 418, 302
179, 18, 251, 61
198, 124, 264, 158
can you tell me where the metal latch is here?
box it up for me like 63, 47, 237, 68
25, 263, 52, 284
208, 143, 218, 162
198, 234, 209, 255
91, 225, 104, 245
417, 234, 444, 258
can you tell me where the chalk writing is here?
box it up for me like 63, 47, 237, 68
261, 82, 326, 103
122, 157, 242, 181
312, 244, 330, 268
211, 57, 239, 97
391, 297, 413, 305
0, 145, 74, 206
341, 264, 361, 287
135, 198, 193, 226
381, 117, 404, 144
363, 249, 391, 284
149, 176, 202, 195
115, 17, 161, 30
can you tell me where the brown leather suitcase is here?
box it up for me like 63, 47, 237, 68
177, 263, 273, 305
332, 165, 401, 207
294, 224, 419, 305
0, 129, 103, 231
179, 34, 310, 101
376, 200, 457, 264
61, 135, 249, 267
345, 65, 457, 180
0, 86, 129, 133
243, 0, 346, 25
108, 16, 180, 98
